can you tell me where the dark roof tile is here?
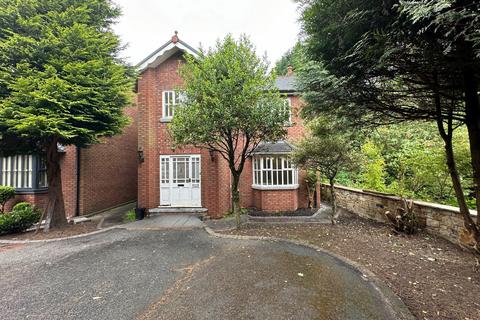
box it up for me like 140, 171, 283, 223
252, 141, 294, 155
275, 75, 297, 92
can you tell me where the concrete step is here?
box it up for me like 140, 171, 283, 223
148, 207, 208, 217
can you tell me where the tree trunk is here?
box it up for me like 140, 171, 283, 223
43, 138, 67, 232
306, 183, 314, 209
440, 125, 480, 243
433, 67, 480, 245
329, 179, 337, 225
463, 68, 480, 227
231, 173, 241, 229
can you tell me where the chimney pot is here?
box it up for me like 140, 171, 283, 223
287, 65, 294, 76
172, 31, 179, 44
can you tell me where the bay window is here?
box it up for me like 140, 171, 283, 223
253, 156, 298, 189
0, 155, 48, 192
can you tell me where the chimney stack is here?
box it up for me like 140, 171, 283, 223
287, 65, 294, 76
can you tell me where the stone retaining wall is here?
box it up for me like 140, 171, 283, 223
321, 184, 477, 244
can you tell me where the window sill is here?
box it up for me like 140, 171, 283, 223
252, 184, 299, 191
160, 117, 173, 123
15, 188, 48, 195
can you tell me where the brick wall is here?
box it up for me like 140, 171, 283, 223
61, 145, 78, 218
286, 95, 306, 141
239, 158, 254, 209
321, 184, 477, 244
253, 188, 300, 212
214, 155, 232, 217
4, 193, 49, 213
78, 106, 138, 215
4, 107, 138, 219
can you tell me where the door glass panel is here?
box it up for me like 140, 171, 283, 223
192, 157, 200, 184
173, 157, 189, 184
161, 157, 170, 184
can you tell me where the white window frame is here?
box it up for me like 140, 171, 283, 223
0, 154, 46, 190
284, 97, 292, 125
252, 155, 298, 190
162, 90, 185, 121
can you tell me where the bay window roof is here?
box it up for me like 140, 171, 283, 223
252, 141, 294, 155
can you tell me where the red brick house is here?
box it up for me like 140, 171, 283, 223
137, 33, 318, 218
1, 107, 138, 219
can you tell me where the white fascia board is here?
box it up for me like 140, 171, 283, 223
137, 41, 199, 73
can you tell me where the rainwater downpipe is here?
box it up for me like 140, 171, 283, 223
75, 147, 81, 217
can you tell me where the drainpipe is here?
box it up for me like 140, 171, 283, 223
75, 147, 81, 217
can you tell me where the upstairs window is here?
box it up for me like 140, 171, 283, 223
0, 155, 48, 191
253, 156, 298, 189
162, 91, 184, 120
283, 97, 292, 125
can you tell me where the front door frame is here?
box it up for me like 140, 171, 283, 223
159, 154, 202, 207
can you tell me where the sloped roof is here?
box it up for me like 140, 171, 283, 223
275, 75, 297, 92
136, 33, 299, 95
136, 32, 199, 73
252, 141, 294, 155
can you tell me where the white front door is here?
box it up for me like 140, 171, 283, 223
160, 155, 201, 207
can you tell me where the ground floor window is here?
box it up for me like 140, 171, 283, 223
253, 156, 298, 188
0, 155, 47, 191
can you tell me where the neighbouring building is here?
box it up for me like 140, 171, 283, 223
136, 32, 319, 218
1, 107, 138, 219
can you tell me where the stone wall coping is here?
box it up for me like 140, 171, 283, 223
321, 183, 477, 217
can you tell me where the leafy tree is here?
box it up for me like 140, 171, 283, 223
170, 35, 288, 228
336, 123, 474, 206
371, 123, 473, 205
274, 42, 305, 75
297, 0, 480, 245
398, 0, 480, 240
359, 141, 387, 192
0, 0, 134, 230
291, 117, 359, 223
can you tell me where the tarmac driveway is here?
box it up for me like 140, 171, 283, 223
0, 218, 411, 320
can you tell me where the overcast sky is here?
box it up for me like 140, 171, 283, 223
112, 0, 301, 67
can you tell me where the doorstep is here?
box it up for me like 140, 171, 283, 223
149, 207, 208, 217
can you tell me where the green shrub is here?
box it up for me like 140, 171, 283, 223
0, 186, 15, 213
12, 202, 34, 212
123, 209, 136, 222
0, 202, 41, 235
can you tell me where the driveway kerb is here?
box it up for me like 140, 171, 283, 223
0, 225, 120, 244
121, 226, 201, 232
204, 226, 415, 320
0, 215, 203, 244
